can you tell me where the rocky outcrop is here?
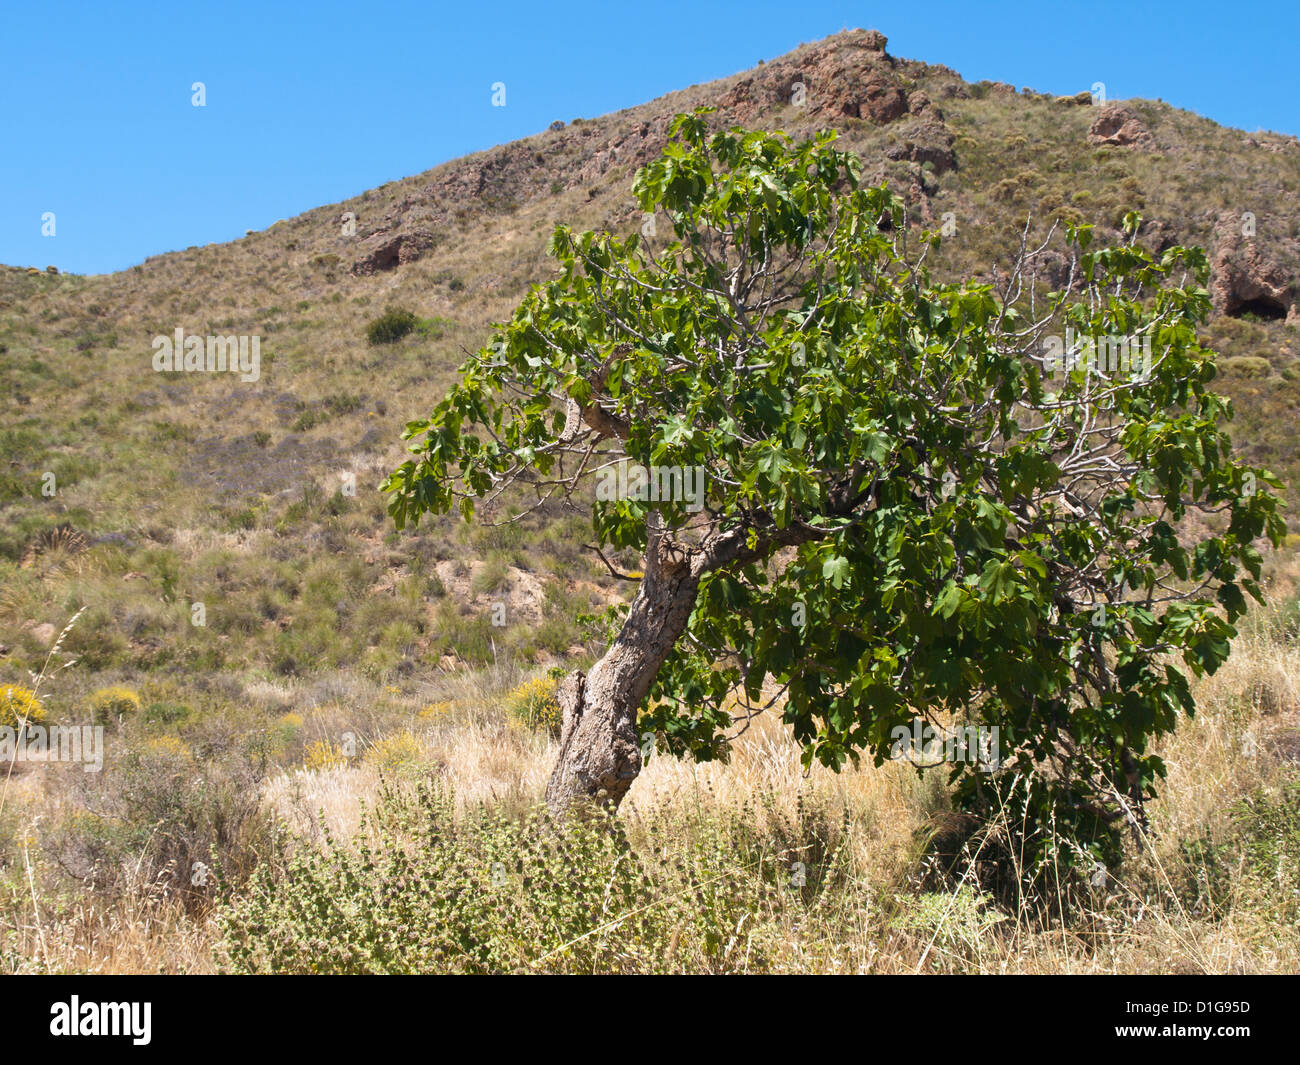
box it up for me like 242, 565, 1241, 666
885, 118, 957, 174
1088, 104, 1153, 149
1211, 210, 1298, 322
351, 228, 435, 275
849, 73, 908, 123
432, 559, 547, 624
906, 90, 942, 120
715, 28, 909, 126
571, 120, 661, 185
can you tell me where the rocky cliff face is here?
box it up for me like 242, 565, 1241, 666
1212, 208, 1299, 323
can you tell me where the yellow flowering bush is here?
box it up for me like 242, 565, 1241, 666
90, 685, 141, 725
419, 700, 453, 721
143, 734, 192, 760
505, 676, 562, 736
364, 730, 423, 774
303, 739, 347, 771
0, 684, 45, 728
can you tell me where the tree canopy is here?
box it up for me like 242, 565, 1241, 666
383, 109, 1285, 867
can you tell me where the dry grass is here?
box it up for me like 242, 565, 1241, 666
5, 619, 1296, 974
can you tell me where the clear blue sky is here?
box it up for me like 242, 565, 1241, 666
3, 0, 1295, 276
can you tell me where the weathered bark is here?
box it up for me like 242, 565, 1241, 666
544, 511, 821, 814
545, 516, 699, 812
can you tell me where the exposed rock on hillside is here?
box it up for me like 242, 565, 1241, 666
352, 227, 436, 275
1088, 103, 1153, 148
716, 28, 908, 125
325, 29, 965, 283
884, 117, 957, 174
1211, 210, 1299, 322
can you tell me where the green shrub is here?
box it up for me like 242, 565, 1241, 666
218, 783, 818, 974
889, 885, 1008, 969
471, 558, 509, 594
144, 700, 192, 726
432, 604, 496, 665
42, 735, 271, 909
63, 607, 129, 670
1222, 355, 1272, 378
291, 408, 325, 432
1171, 833, 1234, 917
365, 308, 419, 345
323, 391, 364, 416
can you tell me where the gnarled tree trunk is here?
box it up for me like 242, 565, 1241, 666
545, 517, 700, 813
544, 512, 809, 814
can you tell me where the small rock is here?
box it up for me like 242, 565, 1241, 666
857, 29, 888, 52
907, 90, 935, 116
